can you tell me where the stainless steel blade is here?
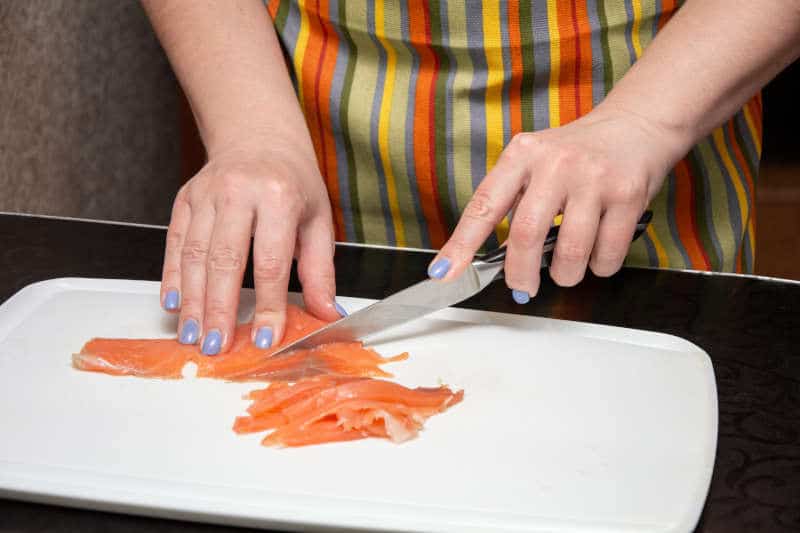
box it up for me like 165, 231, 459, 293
269, 259, 504, 357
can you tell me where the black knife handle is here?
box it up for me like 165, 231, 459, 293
479, 210, 653, 268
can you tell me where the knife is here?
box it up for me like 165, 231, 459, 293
269, 210, 653, 357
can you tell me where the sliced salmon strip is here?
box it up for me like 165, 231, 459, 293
235, 377, 464, 447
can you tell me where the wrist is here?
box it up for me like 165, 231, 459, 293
589, 99, 695, 169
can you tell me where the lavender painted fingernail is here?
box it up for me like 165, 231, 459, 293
201, 329, 222, 356
512, 289, 531, 305
163, 290, 180, 311
179, 319, 199, 345
254, 327, 273, 350
334, 301, 348, 317
428, 257, 451, 279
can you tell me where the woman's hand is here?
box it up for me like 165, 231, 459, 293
160, 140, 343, 355
427, 105, 688, 301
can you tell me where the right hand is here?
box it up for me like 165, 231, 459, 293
160, 140, 343, 355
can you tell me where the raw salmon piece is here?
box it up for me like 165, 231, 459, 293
73, 305, 405, 381
236, 377, 464, 447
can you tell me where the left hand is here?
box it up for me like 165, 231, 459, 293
426, 105, 688, 301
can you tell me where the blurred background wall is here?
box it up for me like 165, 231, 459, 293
0, 0, 180, 225
0, 0, 797, 278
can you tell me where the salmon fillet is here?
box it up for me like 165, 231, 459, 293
73, 304, 407, 381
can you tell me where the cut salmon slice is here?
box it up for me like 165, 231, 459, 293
73, 305, 407, 381
235, 377, 464, 447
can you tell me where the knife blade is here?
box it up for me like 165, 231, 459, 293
268, 210, 653, 357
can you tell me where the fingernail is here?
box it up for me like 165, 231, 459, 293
254, 327, 273, 349
428, 257, 451, 279
179, 319, 199, 345
512, 289, 531, 305
334, 301, 348, 317
163, 290, 180, 311
201, 329, 222, 356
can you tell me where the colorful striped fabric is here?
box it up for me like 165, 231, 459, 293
266, 0, 762, 272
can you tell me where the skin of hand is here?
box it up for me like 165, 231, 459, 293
162, 140, 342, 355
141, 0, 343, 355
428, 0, 800, 301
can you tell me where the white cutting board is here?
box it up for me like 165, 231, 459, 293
0, 278, 717, 532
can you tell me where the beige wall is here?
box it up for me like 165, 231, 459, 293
0, 0, 180, 225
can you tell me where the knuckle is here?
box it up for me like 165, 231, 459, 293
253, 253, 289, 283
509, 214, 544, 249
165, 229, 184, 250
442, 234, 473, 260
179, 295, 201, 313
208, 246, 245, 273
556, 241, 590, 263
606, 178, 646, 205
217, 173, 250, 208
162, 267, 181, 279
182, 240, 209, 265
507, 132, 537, 156
263, 178, 304, 213
462, 189, 497, 223
204, 298, 231, 321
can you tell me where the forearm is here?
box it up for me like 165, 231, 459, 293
599, 0, 800, 158
141, 0, 312, 158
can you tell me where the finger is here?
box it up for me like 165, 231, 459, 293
177, 206, 215, 346
504, 184, 565, 301
161, 190, 191, 312
200, 207, 254, 355
295, 214, 341, 324
428, 135, 534, 280
589, 207, 640, 277
250, 206, 299, 349
548, 198, 602, 287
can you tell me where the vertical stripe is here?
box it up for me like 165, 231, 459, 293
483, 1, 505, 167
440, 0, 460, 229
518, 0, 534, 131
673, 159, 711, 269
334, 0, 363, 241
430, 0, 457, 234
300, 0, 325, 172
585, 0, 606, 107
293, 1, 311, 107
467, 0, 488, 191
327, 0, 354, 241
665, 173, 692, 266
314, 0, 346, 241
711, 129, 745, 262
507, 0, 524, 136
447, 0, 474, 216
344, 1, 382, 243
409, 0, 447, 248
401, 1, 431, 248
376, 0, 406, 245
573, 0, 594, 117
367, 1, 397, 245
484, 0, 510, 244
385, 1, 422, 248
546, 0, 561, 127
532, 1, 551, 130
692, 144, 725, 270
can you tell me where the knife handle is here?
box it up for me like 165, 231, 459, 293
479, 210, 653, 269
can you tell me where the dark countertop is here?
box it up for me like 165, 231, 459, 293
1, 213, 798, 533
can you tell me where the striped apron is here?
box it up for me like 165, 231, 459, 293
267, 0, 762, 272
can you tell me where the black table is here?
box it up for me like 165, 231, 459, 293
1, 213, 798, 533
